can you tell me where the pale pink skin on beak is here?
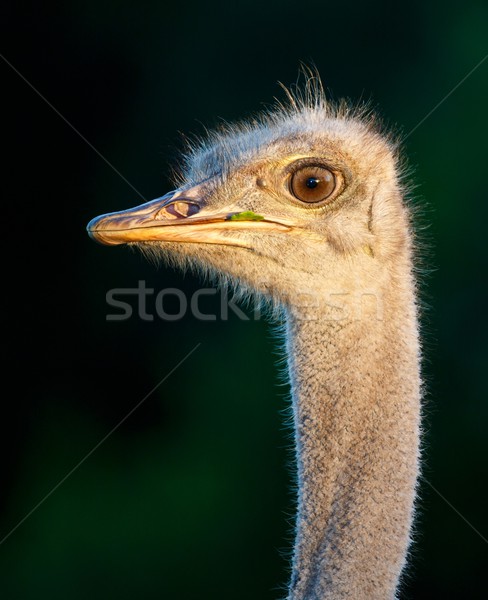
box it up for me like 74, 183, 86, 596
87, 185, 293, 248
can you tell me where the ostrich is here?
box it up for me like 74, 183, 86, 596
87, 82, 421, 599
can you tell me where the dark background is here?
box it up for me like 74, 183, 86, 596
1, 1, 487, 598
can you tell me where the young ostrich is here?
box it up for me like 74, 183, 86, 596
87, 84, 421, 599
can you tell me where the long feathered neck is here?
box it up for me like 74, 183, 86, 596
284, 259, 421, 599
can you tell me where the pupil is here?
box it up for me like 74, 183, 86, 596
306, 177, 319, 189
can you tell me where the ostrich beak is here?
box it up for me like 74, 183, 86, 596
87, 187, 292, 248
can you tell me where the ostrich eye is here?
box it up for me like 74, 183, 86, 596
290, 166, 336, 204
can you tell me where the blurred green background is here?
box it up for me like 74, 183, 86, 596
2, 1, 487, 598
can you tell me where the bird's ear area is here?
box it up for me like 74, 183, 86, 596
86, 184, 294, 247
365, 184, 412, 260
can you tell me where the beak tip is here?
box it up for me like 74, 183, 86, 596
86, 215, 99, 240
86, 214, 117, 246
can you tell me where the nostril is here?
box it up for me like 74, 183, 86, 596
174, 201, 200, 217
155, 200, 200, 220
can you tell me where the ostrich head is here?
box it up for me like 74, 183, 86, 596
87, 91, 408, 311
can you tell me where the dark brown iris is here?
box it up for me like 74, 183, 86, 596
290, 166, 336, 204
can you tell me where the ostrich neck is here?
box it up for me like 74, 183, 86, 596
285, 275, 421, 600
